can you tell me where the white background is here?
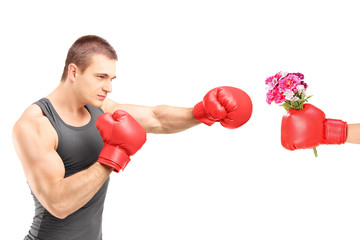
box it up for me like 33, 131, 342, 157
1, 0, 360, 239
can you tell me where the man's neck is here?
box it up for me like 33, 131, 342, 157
48, 81, 85, 111
46, 81, 91, 126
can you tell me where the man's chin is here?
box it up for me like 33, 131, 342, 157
88, 100, 104, 109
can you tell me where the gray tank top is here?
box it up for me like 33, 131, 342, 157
25, 98, 110, 240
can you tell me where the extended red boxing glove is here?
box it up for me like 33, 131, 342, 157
96, 110, 147, 172
281, 103, 347, 150
193, 86, 253, 129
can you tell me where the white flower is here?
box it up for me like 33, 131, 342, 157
284, 89, 295, 100
296, 84, 305, 94
284, 89, 300, 101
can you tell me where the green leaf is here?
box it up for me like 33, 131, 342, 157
280, 101, 293, 111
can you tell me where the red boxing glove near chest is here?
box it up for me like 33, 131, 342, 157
281, 103, 347, 150
193, 86, 253, 129
96, 110, 147, 172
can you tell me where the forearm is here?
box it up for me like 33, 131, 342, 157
346, 124, 360, 144
152, 105, 200, 133
46, 162, 112, 219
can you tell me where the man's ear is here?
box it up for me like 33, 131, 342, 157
68, 63, 78, 82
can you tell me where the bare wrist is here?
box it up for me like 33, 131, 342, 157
95, 161, 114, 173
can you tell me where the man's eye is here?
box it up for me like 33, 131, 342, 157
98, 75, 104, 79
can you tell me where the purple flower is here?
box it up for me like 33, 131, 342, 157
300, 81, 308, 88
289, 72, 304, 80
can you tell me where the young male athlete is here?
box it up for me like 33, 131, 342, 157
12, 35, 253, 240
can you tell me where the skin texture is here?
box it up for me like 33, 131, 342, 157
346, 124, 360, 144
12, 54, 200, 219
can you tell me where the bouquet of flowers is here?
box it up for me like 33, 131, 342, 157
265, 71, 317, 156
266, 71, 311, 111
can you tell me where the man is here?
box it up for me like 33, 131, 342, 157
12, 35, 253, 240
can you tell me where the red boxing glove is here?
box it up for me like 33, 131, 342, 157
281, 103, 347, 150
193, 86, 253, 129
96, 110, 147, 172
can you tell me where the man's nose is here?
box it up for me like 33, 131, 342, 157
103, 80, 112, 93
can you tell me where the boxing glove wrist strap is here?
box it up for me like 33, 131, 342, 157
98, 144, 131, 173
324, 119, 347, 145
193, 102, 216, 126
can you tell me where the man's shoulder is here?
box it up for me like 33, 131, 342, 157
17, 104, 45, 123
13, 104, 53, 136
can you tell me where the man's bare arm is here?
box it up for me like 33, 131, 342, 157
12, 105, 112, 219
104, 98, 200, 134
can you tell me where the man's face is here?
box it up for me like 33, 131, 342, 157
75, 54, 116, 108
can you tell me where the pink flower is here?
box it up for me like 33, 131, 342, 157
265, 76, 275, 86
266, 88, 285, 104
265, 72, 286, 90
278, 74, 301, 92
275, 71, 286, 78
266, 90, 274, 104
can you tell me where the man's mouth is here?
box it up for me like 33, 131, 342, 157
98, 95, 106, 100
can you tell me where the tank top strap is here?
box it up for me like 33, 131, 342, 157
34, 98, 63, 139
85, 103, 104, 119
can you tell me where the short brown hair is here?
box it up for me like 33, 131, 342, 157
61, 35, 118, 81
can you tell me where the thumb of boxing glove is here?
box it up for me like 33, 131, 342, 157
97, 110, 147, 172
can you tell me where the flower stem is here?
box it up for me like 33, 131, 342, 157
313, 147, 318, 157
